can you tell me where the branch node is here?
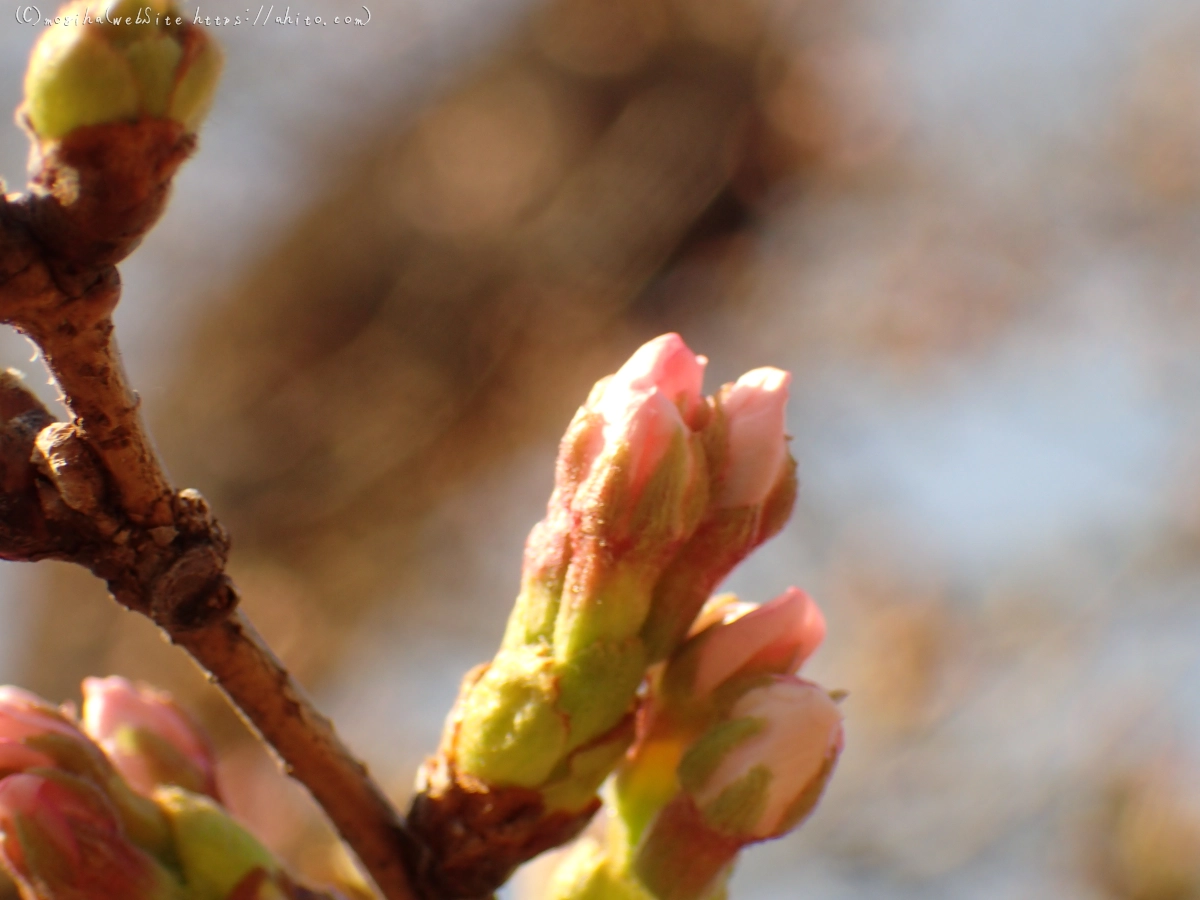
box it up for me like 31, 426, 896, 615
150, 543, 234, 632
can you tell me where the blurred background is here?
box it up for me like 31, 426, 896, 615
4, 0, 1200, 897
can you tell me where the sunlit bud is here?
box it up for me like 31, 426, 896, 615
679, 677, 843, 841
0, 686, 100, 777
668, 588, 826, 702
606, 334, 708, 413
713, 368, 791, 509
579, 334, 706, 507
568, 333, 707, 543
156, 786, 282, 900
82, 676, 218, 799
639, 369, 798, 662
503, 333, 708, 652
0, 771, 184, 899
461, 336, 711, 796
546, 336, 708, 662
23, 0, 223, 141
417, 338, 811, 897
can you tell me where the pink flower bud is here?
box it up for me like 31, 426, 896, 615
505, 334, 710, 649
582, 333, 707, 500
685, 676, 843, 841
0, 686, 91, 774
82, 677, 218, 799
0, 686, 85, 743
0, 772, 181, 899
715, 368, 791, 509
639, 368, 797, 661
597, 333, 708, 430
683, 588, 826, 699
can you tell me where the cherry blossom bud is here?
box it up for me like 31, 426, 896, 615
0, 686, 98, 775
713, 368, 791, 509
459, 335, 709, 795
82, 677, 218, 799
679, 677, 843, 841
618, 677, 842, 899
416, 337, 810, 898
640, 369, 798, 662
23, 0, 222, 142
505, 334, 708, 650
669, 588, 826, 702
0, 771, 184, 899
0, 685, 175, 860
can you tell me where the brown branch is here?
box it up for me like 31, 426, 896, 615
0, 121, 431, 900
176, 615, 429, 900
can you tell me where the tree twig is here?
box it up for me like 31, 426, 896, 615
0, 121, 429, 900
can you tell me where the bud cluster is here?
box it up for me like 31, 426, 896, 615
413, 334, 805, 895
444, 335, 798, 804
0, 679, 342, 900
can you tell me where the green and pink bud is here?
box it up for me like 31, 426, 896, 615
0, 687, 93, 776
615, 589, 827, 851
0, 684, 176, 864
641, 369, 798, 661
628, 677, 843, 899
23, 0, 222, 142
82, 677, 219, 799
0, 771, 184, 899
417, 336, 810, 897
506, 333, 709, 649
666, 588, 825, 705
678, 676, 843, 842
460, 335, 711, 795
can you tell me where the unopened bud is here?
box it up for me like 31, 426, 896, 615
460, 335, 710, 793
82, 676, 219, 799
505, 333, 709, 649
713, 368, 791, 510
640, 369, 798, 662
667, 588, 826, 704
0, 771, 184, 899
0, 684, 175, 861
0, 686, 91, 774
678, 677, 843, 841
416, 337, 811, 898
23, 0, 222, 141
